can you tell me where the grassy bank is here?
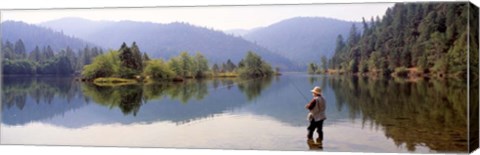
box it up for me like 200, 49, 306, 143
93, 77, 139, 86
212, 72, 239, 78
85, 69, 281, 87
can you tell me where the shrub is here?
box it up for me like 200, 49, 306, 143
143, 59, 176, 80
82, 51, 121, 80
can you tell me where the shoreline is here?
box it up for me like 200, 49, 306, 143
80, 73, 281, 87
311, 68, 467, 81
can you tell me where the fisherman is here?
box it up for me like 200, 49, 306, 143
305, 86, 326, 140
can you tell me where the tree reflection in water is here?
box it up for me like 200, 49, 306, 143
237, 77, 273, 101
1, 75, 474, 152
2, 76, 80, 110
81, 77, 273, 116
2, 76, 274, 116
328, 76, 469, 152
81, 81, 206, 116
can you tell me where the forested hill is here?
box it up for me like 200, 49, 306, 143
243, 17, 360, 66
1, 21, 92, 52
1, 21, 104, 75
41, 18, 294, 69
329, 3, 478, 78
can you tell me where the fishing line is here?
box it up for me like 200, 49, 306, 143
289, 77, 310, 103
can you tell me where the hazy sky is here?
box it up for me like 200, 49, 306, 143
1, 3, 394, 30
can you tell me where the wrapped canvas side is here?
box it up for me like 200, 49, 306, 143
469, 2, 479, 153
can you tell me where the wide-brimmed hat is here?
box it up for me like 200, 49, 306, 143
311, 86, 322, 95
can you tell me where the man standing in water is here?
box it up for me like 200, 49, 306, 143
305, 86, 326, 140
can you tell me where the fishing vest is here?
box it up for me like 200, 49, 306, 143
310, 96, 326, 121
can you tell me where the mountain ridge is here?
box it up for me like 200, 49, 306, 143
40, 18, 295, 69
243, 17, 361, 66
1, 20, 94, 52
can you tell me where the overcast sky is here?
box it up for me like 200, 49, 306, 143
1, 3, 394, 31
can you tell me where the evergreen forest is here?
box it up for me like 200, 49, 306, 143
312, 3, 479, 79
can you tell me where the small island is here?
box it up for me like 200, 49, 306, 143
81, 42, 279, 86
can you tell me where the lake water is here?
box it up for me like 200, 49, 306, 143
0, 74, 474, 153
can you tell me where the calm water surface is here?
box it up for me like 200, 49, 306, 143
0, 74, 472, 153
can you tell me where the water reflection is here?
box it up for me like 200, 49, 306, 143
0, 74, 471, 153
2, 76, 80, 108
81, 77, 273, 117
237, 77, 273, 101
1, 76, 85, 125
2, 76, 275, 126
328, 76, 468, 152
307, 137, 324, 150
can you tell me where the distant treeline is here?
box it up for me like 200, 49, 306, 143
2, 39, 103, 75
312, 3, 478, 78
82, 42, 275, 81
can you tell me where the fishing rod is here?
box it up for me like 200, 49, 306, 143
290, 80, 310, 102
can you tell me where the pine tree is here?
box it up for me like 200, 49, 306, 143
320, 55, 328, 71
14, 39, 26, 59
143, 52, 150, 61
3, 41, 15, 60
225, 59, 237, 72
65, 46, 77, 71
212, 63, 220, 74
130, 42, 143, 71
118, 42, 139, 78
307, 63, 318, 74
45, 45, 55, 58
28, 46, 41, 62
347, 24, 360, 47
362, 17, 369, 35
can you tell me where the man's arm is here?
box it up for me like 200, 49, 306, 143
305, 99, 316, 110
